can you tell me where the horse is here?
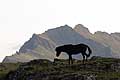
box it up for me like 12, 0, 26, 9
55, 43, 92, 64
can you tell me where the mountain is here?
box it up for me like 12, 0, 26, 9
3, 24, 116, 63
74, 24, 120, 58
74, 24, 92, 38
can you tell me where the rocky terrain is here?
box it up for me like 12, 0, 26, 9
3, 24, 118, 63
0, 56, 120, 80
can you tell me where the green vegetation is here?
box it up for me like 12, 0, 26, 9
0, 63, 21, 79
1, 56, 120, 80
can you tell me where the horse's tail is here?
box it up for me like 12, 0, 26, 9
86, 46, 92, 57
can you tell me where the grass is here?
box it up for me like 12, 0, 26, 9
0, 63, 21, 79
1, 56, 120, 80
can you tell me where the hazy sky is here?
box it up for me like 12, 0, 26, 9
0, 0, 120, 62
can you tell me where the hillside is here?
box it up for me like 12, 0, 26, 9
0, 56, 120, 80
3, 24, 115, 63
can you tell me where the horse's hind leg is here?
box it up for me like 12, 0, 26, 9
69, 58, 70, 65
84, 52, 88, 62
71, 57, 73, 64
85, 56, 88, 61
82, 55, 85, 64
69, 55, 72, 65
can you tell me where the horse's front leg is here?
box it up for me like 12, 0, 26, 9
69, 55, 72, 65
71, 56, 73, 64
85, 56, 88, 61
82, 55, 85, 64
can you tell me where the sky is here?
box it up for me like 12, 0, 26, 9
0, 0, 120, 62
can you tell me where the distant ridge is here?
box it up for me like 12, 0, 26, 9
74, 24, 120, 58
3, 24, 120, 63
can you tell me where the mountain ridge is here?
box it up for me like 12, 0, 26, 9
3, 24, 120, 63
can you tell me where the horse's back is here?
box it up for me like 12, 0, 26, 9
55, 43, 90, 53
76, 43, 88, 47
55, 44, 73, 51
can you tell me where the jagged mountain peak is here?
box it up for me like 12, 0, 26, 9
57, 24, 72, 29
74, 24, 90, 32
74, 24, 92, 38
45, 25, 73, 33
93, 31, 112, 38
111, 32, 120, 41
32, 33, 39, 37
111, 32, 120, 36
94, 31, 110, 35
31, 33, 40, 39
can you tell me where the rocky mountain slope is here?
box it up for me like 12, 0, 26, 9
1, 56, 120, 80
74, 24, 120, 58
3, 24, 120, 63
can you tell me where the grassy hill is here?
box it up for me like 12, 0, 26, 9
0, 63, 21, 80
1, 56, 120, 80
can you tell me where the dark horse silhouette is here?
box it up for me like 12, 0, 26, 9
55, 43, 92, 64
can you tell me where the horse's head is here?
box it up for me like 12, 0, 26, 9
55, 47, 62, 57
